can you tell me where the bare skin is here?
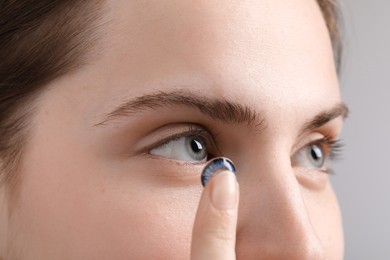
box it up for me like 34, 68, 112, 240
1, 0, 345, 259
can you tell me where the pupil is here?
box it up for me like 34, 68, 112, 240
190, 139, 203, 154
311, 145, 323, 161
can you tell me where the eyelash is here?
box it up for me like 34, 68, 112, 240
147, 126, 220, 158
147, 126, 344, 172
314, 136, 343, 159
308, 135, 344, 174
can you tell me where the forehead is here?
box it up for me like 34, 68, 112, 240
102, 0, 334, 73
95, 1, 337, 93
62, 0, 340, 129
103, 0, 331, 59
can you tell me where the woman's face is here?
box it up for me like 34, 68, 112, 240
4, 0, 345, 259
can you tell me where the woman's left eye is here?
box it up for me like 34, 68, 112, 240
291, 139, 339, 171
293, 143, 326, 169
149, 135, 210, 162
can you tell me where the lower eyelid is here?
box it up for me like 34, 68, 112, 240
295, 167, 329, 190
141, 152, 208, 167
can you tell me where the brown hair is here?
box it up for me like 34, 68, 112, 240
0, 1, 103, 189
317, 0, 343, 72
0, 0, 342, 189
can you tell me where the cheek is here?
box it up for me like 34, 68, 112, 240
302, 183, 344, 259
9, 146, 201, 259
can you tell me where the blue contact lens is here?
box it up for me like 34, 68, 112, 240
201, 157, 236, 187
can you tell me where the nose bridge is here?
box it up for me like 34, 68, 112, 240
236, 157, 325, 259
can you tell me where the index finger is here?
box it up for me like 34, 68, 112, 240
191, 158, 239, 260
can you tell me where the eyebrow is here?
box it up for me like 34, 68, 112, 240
301, 102, 349, 133
95, 90, 265, 129
95, 90, 349, 132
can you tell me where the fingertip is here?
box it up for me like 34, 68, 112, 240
201, 157, 236, 187
201, 157, 238, 212
191, 158, 239, 260
209, 171, 238, 211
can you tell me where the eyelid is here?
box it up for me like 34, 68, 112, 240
137, 124, 220, 156
295, 114, 343, 148
291, 135, 343, 173
317, 136, 344, 161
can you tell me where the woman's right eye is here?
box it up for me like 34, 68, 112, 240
149, 135, 210, 163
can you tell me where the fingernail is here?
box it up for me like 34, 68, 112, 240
201, 157, 236, 187
210, 171, 237, 210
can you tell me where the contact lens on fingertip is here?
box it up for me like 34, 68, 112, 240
201, 157, 236, 187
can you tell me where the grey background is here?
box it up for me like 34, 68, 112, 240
332, 0, 390, 259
